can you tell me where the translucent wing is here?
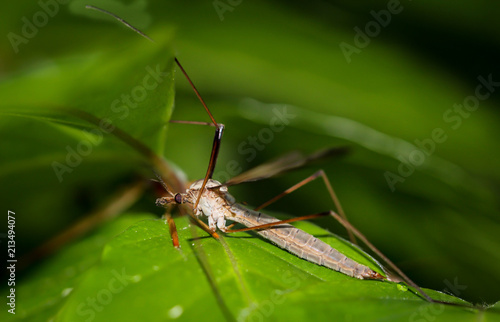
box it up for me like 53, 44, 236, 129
222, 146, 349, 187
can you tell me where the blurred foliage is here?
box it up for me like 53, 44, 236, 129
1, 0, 499, 320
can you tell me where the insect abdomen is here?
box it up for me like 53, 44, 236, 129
231, 204, 384, 280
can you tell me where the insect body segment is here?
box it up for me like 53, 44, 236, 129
228, 203, 385, 280
156, 179, 385, 280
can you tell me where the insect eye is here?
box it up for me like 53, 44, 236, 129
174, 193, 183, 204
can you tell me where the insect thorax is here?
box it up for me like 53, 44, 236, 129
189, 179, 227, 192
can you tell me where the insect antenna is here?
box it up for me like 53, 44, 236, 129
171, 57, 224, 209
153, 170, 174, 197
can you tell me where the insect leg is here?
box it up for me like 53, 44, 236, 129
21, 179, 145, 269
162, 208, 179, 248
252, 169, 356, 243
85, 6, 224, 243
173, 58, 225, 209
224, 212, 330, 233
328, 210, 434, 302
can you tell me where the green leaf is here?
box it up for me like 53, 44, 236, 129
0, 29, 175, 155
5, 214, 153, 321
7, 212, 490, 321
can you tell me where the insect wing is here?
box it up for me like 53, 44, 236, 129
222, 146, 349, 187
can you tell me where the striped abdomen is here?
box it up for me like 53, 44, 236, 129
229, 203, 384, 280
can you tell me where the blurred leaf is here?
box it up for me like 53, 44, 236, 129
0, 22, 175, 254
5, 214, 153, 321
0, 30, 175, 154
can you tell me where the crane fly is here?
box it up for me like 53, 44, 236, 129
54, 5, 436, 302
157, 173, 385, 280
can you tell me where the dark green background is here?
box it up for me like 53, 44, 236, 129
1, 0, 499, 316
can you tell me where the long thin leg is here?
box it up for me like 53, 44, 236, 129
21, 179, 146, 269
168, 118, 224, 192
188, 219, 235, 321
170, 120, 215, 127
224, 210, 433, 302
86, 4, 225, 224
254, 169, 356, 243
174, 58, 218, 126
225, 170, 435, 302
86, 5, 154, 42
174, 57, 225, 209
176, 204, 220, 240
162, 208, 179, 248
225, 212, 330, 233
328, 211, 434, 302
